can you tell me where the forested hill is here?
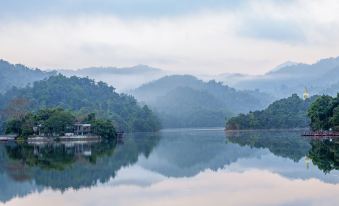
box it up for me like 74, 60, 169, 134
226, 94, 318, 130
132, 75, 273, 128
0, 59, 56, 93
0, 75, 160, 132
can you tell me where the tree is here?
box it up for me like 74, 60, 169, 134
91, 119, 116, 139
308, 95, 333, 131
21, 114, 35, 137
43, 109, 75, 136
2, 98, 30, 120
308, 94, 339, 131
331, 106, 339, 131
5, 119, 22, 134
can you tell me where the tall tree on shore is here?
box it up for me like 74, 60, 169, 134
308, 94, 339, 131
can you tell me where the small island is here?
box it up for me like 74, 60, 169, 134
4, 108, 117, 141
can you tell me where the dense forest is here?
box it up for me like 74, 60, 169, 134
132, 75, 273, 128
308, 94, 339, 131
0, 59, 55, 93
0, 75, 160, 132
226, 94, 318, 130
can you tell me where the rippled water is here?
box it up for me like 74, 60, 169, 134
0, 129, 338, 206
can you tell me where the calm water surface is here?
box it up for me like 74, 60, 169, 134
0, 129, 339, 206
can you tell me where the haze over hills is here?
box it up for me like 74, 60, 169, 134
132, 75, 273, 128
0, 60, 56, 93
59, 65, 167, 92
214, 56, 339, 99
1, 56, 338, 129
2, 55, 338, 98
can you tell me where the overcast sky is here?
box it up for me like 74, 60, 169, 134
1, 0, 339, 74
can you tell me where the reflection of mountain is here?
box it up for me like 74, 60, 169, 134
0, 144, 43, 203
137, 129, 339, 185
308, 139, 339, 173
2, 129, 339, 203
0, 173, 41, 203
137, 130, 312, 177
138, 129, 266, 177
0, 132, 160, 203
226, 130, 311, 161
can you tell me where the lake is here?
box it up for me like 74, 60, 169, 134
0, 128, 339, 206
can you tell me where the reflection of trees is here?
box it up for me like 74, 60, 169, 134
227, 130, 311, 162
6, 143, 81, 171
307, 139, 339, 173
1, 132, 160, 192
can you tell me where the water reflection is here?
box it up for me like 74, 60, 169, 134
1, 129, 339, 206
307, 138, 339, 173
226, 130, 311, 161
0, 132, 160, 202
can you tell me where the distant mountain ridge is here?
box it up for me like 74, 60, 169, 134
267, 61, 299, 74
0, 59, 56, 93
215, 56, 339, 98
268, 57, 339, 77
59, 64, 166, 92
60, 64, 162, 75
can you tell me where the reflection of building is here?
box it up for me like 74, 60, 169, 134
74, 124, 91, 136
303, 87, 310, 100
305, 157, 311, 169
32, 123, 92, 137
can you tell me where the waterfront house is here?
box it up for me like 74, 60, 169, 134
74, 123, 91, 136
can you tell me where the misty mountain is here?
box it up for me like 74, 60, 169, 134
323, 82, 339, 96
222, 57, 339, 98
132, 75, 273, 128
152, 87, 231, 128
59, 65, 167, 92
0, 60, 56, 93
0, 75, 160, 132
268, 61, 299, 73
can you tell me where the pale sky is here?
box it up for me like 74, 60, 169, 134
1, 0, 339, 75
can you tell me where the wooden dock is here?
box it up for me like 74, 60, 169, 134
302, 131, 339, 137
27, 136, 53, 143
57, 135, 101, 141
0, 135, 17, 141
